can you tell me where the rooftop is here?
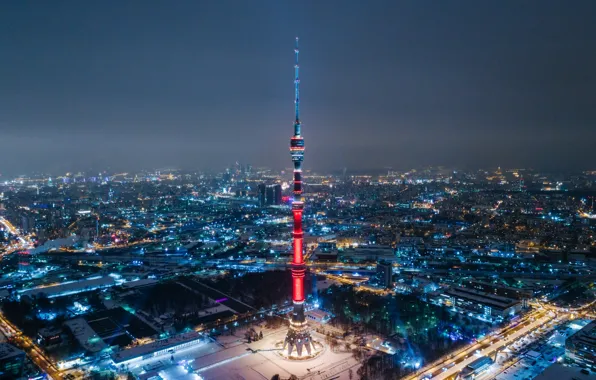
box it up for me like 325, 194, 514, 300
0, 343, 25, 361
566, 320, 596, 347
111, 331, 202, 364
534, 363, 594, 380
447, 287, 520, 310
20, 276, 116, 299
467, 355, 493, 370
64, 318, 108, 353
121, 278, 158, 289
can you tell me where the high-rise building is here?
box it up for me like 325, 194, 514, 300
266, 186, 274, 205
283, 37, 313, 357
266, 184, 282, 205
376, 261, 393, 289
257, 184, 266, 207
259, 184, 282, 206
20, 215, 35, 234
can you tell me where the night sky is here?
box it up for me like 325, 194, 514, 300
1, 1, 595, 175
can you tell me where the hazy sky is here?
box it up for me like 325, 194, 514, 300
1, 1, 595, 175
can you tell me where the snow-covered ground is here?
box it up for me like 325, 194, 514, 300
198, 328, 360, 380
121, 325, 360, 380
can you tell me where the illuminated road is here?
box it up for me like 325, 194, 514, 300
532, 298, 596, 313
403, 310, 553, 380
0, 311, 61, 379
0, 216, 35, 253
429, 312, 555, 380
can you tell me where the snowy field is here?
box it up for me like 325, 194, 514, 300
120, 325, 360, 380
198, 328, 360, 380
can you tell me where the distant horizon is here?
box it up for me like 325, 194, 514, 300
1, 165, 595, 179
1, 1, 595, 175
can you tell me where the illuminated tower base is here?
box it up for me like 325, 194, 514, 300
283, 301, 314, 357
280, 299, 323, 359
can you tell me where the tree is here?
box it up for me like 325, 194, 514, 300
352, 348, 365, 362
330, 338, 338, 352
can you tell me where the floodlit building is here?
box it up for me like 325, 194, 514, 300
305, 309, 331, 324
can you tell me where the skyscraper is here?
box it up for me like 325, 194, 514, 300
258, 183, 282, 206
258, 183, 267, 207
267, 184, 282, 205
283, 37, 313, 357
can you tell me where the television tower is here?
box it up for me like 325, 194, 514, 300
283, 37, 313, 356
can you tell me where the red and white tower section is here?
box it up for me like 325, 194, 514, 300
283, 37, 313, 357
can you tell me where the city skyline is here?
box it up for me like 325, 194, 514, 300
2, 3, 596, 380
1, 1, 596, 176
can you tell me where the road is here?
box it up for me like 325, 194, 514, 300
0, 310, 61, 379
0, 216, 35, 254
532, 298, 596, 313
429, 311, 554, 380
403, 309, 553, 380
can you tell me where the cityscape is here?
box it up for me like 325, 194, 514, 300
1, 2, 596, 380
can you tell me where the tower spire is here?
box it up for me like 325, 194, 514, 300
294, 37, 300, 128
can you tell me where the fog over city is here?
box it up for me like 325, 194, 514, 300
1, 1, 596, 175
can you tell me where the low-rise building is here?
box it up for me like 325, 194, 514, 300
64, 318, 108, 355
0, 343, 25, 379
305, 309, 331, 324
339, 245, 397, 263
460, 356, 493, 379
566, 320, 596, 368
37, 327, 64, 349
111, 331, 204, 367
442, 287, 522, 320
19, 276, 116, 299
